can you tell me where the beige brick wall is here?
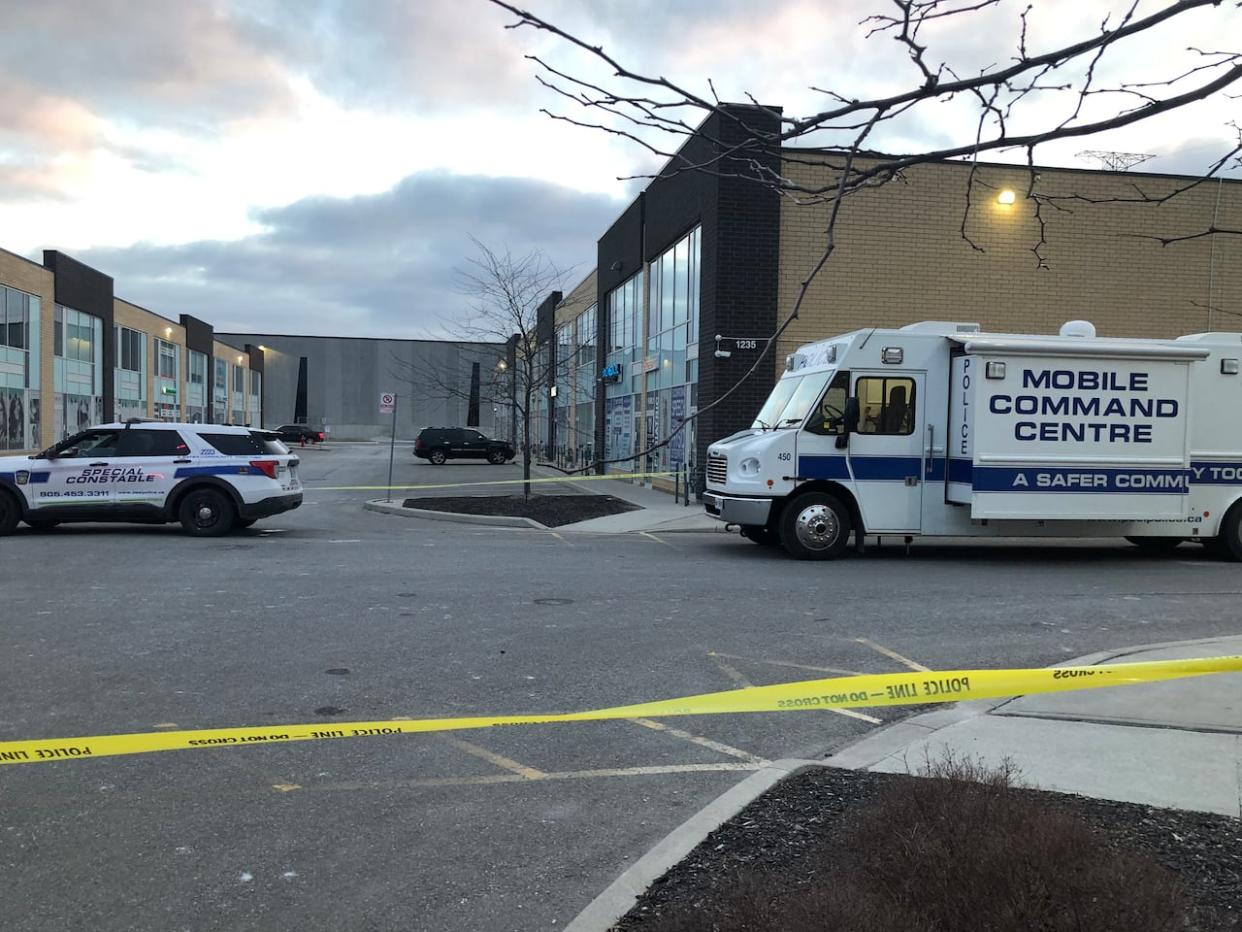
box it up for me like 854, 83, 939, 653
776, 157, 1242, 372
113, 299, 187, 420
555, 270, 597, 328
0, 249, 55, 449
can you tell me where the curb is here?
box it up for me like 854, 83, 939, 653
363, 499, 547, 528
564, 759, 829, 932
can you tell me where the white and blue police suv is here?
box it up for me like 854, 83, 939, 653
705, 319, 1242, 561
0, 421, 302, 536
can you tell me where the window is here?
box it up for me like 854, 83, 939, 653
117, 328, 144, 372
464, 430, 485, 441
156, 340, 179, 379
805, 371, 851, 436
189, 351, 207, 385
856, 377, 916, 435
117, 429, 189, 457
55, 429, 121, 458
200, 431, 284, 456
233, 365, 245, 393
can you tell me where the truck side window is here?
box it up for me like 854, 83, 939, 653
856, 377, 915, 435
805, 371, 851, 436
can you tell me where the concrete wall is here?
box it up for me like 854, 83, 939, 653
216, 334, 508, 441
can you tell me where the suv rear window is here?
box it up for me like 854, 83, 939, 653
200, 432, 289, 456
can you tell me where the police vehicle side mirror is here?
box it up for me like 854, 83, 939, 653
835, 397, 861, 449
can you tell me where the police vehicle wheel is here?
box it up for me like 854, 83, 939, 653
740, 525, 779, 546
487, 449, 506, 465
0, 490, 19, 536
429, 449, 447, 465
179, 488, 235, 537
1215, 505, 1242, 562
780, 492, 851, 560
1124, 536, 1183, 553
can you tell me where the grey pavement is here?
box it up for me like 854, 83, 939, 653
827, 635, 1242, 817
3, 443, 1242, 931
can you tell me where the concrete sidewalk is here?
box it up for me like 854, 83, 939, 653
827, 634, 1242, 817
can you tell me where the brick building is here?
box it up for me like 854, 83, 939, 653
532, 105, 1242, 493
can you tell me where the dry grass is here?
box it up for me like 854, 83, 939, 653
635, 755, 1190, 932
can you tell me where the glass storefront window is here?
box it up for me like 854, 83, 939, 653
53, 305, 102, 439
212, 358, 228, 423
0, 286, 39, 450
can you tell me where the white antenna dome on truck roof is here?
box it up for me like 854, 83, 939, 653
1060, 320, 1097, 338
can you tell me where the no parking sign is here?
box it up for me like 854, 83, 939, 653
379, 392, 396, 414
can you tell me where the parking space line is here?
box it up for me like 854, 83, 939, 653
629, 718, 768, 765
439, 735, 546, 780
710, 652, 879, 724
639, 532, 672, 547
708, 651, 861, 677
854, 637, 931, 672
303, 762, 763, 792
548, 532, 574, 546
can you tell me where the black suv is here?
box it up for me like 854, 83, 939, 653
274, 424, 325, 444
414, 428, 515, 465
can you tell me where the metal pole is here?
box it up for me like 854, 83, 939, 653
386, 394, 398, 503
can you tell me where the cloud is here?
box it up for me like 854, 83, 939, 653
73, 171, 622, 338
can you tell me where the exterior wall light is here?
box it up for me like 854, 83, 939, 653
997, 189, 1016, 205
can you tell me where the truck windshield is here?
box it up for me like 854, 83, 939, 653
752, 371, 833, 428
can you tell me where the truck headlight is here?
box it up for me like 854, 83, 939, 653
739, 457, 761, 476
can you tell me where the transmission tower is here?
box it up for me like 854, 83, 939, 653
1076, 150, 1154, 171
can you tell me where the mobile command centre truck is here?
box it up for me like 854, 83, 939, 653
703, 320, 1242, 560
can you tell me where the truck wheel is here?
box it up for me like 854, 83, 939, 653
178, 488, 236, 537
429, 449, 447, 465
0, 489, 19, 536
780, 491, 851, 560
1212, 505, 1242, 561
1124, 536, 1183, 554
740, 525, 779, 546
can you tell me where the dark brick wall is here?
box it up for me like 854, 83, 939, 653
590, 105, 782, 481
42, 251, 115, 419
181, 314, 216, 420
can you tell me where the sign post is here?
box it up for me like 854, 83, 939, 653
380, 392, 397, 502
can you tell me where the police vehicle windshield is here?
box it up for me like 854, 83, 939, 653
752, 370, 833, 429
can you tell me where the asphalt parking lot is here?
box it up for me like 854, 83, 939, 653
3, 443, 1242, 931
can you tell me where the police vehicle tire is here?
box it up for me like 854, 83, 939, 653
487, 449, 506, 465
429, 449, 447, 465
1124, 536, 1183, 553
780, 491, 851, 560
1215, 504, 1242, 562
0, 489, 19, 536
178, 488, 236, 537
740, 524, 779, 546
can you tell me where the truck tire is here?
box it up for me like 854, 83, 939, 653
1124, 536, 1183, 554
0, 489, 19, 536
780, 491, 851, 560
740, 525, 779, 546
1212, 505, 1242, 561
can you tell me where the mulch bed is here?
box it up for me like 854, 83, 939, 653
401, 494, 640, 528
616, 766, 1242, 931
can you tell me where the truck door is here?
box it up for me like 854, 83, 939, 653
34, 428, 124, 515
848, 371, 925, 532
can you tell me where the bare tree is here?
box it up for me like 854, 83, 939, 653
489, 0, 1242, 474
392, 237, 578, 498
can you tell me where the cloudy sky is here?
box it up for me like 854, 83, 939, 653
2, 0, 1238, 337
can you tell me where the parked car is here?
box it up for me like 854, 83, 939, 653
0, 421, 302, 537
274, 424, 325, 445
414, 427, 515, 465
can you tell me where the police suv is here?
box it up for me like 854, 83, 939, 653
0, 421, 302, 537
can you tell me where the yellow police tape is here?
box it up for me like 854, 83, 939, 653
2, 656, 1240, 766
310, 470, 679, 492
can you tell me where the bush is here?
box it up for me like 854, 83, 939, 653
633, 755, 1189, 932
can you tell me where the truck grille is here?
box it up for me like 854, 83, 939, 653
706, 455, 727, 487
